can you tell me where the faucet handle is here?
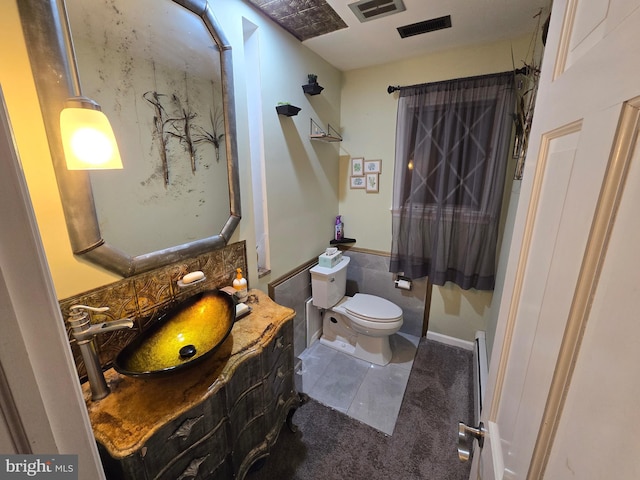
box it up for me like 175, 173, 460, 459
68, 305, 110, 325
70, 305, 110, 313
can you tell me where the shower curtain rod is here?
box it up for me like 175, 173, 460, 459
387, 66, 531, 94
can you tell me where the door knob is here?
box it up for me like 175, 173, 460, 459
457, 421, 484, 462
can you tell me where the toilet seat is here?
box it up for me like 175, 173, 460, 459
344, 294, 402, 323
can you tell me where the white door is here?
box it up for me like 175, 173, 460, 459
469, 0, 640, 478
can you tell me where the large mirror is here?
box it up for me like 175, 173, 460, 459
19, 0, 240, 277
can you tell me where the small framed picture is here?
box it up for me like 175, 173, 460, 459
364, 159, 382, 174
350, 175, 366, 189
366, 173, 379, 193
351, 157, 364, 176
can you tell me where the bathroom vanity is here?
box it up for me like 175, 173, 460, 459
82, 290, 299, 480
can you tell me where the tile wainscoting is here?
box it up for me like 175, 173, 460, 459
345, 250, 428, 338
269, 248, 429, 359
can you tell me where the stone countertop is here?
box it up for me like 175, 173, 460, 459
81, 289, 295, 459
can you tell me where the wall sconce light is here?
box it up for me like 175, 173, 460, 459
60, 96, 123, 170
55, 0, 122, 170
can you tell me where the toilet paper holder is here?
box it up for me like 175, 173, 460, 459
394, 275, 412, 291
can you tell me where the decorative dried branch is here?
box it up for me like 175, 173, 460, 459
144, 79, 225, 184
193, 107, 225, 163
511, 8, 547, 180
167, 94, 198, 173
143, 90, 173, 186
192, 81, 225, 163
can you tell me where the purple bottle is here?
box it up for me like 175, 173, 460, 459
334, 215, 343, 241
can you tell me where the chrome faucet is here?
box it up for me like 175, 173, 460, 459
68, 305, 134, 401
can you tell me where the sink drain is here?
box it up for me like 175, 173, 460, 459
179, 344, 197, 359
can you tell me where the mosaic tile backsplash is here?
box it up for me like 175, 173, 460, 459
59, 241, 247, 381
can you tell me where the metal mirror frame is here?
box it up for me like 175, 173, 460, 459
18, 0, 241, 277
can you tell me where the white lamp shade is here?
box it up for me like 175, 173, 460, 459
60, 102, 123, 170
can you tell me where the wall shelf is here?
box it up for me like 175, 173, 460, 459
310, 118, 342, 142
330, 237, 356, 245
302, 83, 324, 95
276, 104, 301, 116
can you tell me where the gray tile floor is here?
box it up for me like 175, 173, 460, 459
296, 332, 420, 435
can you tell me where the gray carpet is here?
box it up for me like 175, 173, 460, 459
247, 338, 474, 480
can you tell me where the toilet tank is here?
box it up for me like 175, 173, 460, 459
310, 256, 350, 308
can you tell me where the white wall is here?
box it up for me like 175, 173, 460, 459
339, 35, 532, 341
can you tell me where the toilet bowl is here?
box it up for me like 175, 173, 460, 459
310, 256, 403, 366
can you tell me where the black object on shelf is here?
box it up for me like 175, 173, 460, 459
330, 237, 356, 245
302, 83, 324, 95
276, 104, 301, 116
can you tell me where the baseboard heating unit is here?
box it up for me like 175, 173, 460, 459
473, 331, 489, 425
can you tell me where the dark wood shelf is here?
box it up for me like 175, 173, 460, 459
302, 83, 324, 95
276, 104, 301, 116
330, 237, 356, 245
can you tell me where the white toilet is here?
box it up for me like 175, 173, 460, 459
310, 256, 403, 366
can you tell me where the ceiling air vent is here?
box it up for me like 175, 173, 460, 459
348, 0, 406, 23
397, 15, 452, 38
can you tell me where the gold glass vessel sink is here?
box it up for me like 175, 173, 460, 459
114, 290, 235, 377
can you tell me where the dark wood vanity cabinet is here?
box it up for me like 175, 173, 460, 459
227, 323, 296, 478
84, 291, 298, 480
97, 394, 231, 479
